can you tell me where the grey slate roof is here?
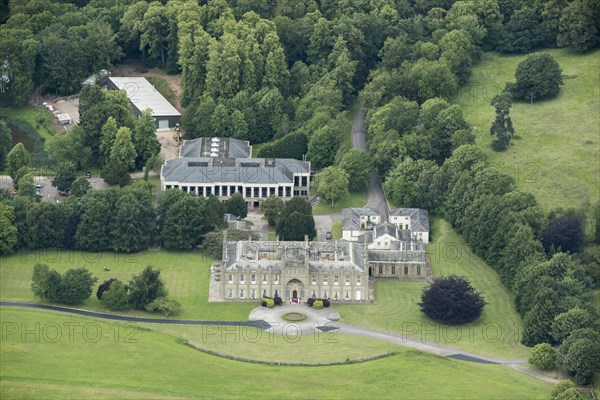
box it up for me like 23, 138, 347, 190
180, 137, 251, 159
162, 157, 309, 185
224, 241, 366, 272
390, 208, 429, 232
373, 222, 399, 239
342, 208, 379, 231
368, 248, 427, 264
108, 77, 181, 117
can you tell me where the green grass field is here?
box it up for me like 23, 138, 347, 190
0, 250, 253, 321
0, 107, 56, 141
145, 324, 401, 363
312, 191, 367, 215
331, 221, 342, 240
336, 218, 530, 359
454, 49, 600, 212
0, 308, 552, 399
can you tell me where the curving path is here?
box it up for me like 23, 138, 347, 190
0, 301, 560, 384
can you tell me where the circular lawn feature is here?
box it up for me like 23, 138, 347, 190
282, 312, 307, 322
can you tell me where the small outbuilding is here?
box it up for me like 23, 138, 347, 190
107, 76, 181, 129
56, 113, 72, 125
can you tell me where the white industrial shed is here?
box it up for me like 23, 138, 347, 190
107, 77, 181, 129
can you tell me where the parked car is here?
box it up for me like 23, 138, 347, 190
85, 171, 92, 179
325, 231, 332, 240
34, 184, 42, 196
58, 191, 70, 197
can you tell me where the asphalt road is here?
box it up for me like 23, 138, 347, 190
351, 105, 389, 222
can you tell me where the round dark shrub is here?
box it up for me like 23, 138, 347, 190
307, 298, 315, 307
419, 275, 485, 324
273, 296, 282, 306
512, 53, 563, 101
96, 278, 115, 300
261, 300, 267, 307
323, 299, 330, 307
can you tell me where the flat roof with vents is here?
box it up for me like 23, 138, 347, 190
179, 137, 251, 159
162, 157, 310, 185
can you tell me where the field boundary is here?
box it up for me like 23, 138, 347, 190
182, 340, 398, 366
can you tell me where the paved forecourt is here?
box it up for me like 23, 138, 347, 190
248, 304, 340, 336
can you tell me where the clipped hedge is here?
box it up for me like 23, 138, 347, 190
307, 298, 329, 308
261, 297, 275, 308
313, 300, 323, 309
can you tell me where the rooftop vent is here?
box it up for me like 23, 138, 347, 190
240, 162, 261, 168
188, 161, 208, 167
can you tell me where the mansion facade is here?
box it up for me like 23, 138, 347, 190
215, 223, 430, 303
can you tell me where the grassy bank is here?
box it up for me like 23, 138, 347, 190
454, 48, 600, 212
336, 218, 530, 359
0, 307, 552, 399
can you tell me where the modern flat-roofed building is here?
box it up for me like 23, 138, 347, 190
107, 76, 181, 129
161, 137, 310, 208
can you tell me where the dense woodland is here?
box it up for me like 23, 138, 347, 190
1, 0, 600, 386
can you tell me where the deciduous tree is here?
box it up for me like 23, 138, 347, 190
70, 177, 91, 198
52, 161, 77, 192
314, 166, 349, 207
226, 192, 248, 219
419, 275, 486, 324
5, 143, 30, 182
101, 280, 130, 311
557, 0, 599, 52
557, 328, 600, 385
510, 53, 563, 101
0, 121, 12, 170
0, 203, 17, 255
103, 127, 136, 186
528, 343, 557, 370
58, 267, 97, 305
128, 266, 168, 309
160, 195, 205, 250
338, 149, 374, 191
261, 195, 284, 226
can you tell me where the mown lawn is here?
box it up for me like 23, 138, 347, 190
0, 250, 253, 321
454, 48, 600, 212
312, 190, 367, 215
0, 308, 553, 399
336, 218, 530, 359
145, 323, 402, 363
331, 221, 342, 240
